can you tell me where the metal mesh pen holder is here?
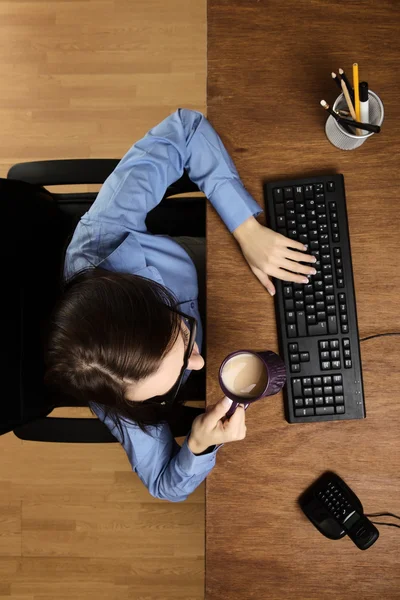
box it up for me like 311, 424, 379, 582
325, 91, 384, 150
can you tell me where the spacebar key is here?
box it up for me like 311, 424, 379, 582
308, 321, 328, 336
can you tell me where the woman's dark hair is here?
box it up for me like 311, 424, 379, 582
45, 268, 182, 441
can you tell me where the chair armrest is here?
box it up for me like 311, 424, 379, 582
8, 159, 120, 186
13, 417, 118, 443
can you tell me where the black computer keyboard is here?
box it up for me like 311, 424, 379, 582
264, 174, 365, 423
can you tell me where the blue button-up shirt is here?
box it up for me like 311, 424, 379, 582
65, 109, 262, 501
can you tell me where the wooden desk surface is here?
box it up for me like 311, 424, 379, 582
206, 1, 400, 599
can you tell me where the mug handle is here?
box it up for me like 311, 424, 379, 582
226, 401, 250, 418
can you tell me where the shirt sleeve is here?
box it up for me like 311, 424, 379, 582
86, 108, 262, 234
91, 403, 218, 502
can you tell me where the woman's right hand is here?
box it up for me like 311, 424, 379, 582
188, 397, 246, 455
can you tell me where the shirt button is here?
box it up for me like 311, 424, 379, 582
191, 302, 195, 309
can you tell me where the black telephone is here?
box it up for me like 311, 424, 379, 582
299, 472, 379, 550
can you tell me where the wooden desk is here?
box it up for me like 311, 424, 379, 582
206, 1, 400, 598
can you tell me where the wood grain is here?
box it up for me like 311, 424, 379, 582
0, 1, 206, 599
206, 1, 400, 599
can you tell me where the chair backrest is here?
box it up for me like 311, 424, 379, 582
2, 161, 205, 440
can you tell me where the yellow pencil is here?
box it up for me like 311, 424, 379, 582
353, 62, 361, 121
340, 79, 362, 136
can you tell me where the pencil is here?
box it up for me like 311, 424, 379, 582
338, 68, 354, 103
353, 62, 361, 121
340, 78, 362, 135
331, 72, 342, 91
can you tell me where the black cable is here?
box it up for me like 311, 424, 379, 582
366, 512, 400, 520
366, 512, 400, 531
370, 521, 400, 529
360, 332, 400, 342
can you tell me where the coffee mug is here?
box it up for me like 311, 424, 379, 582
219, 350, 287, 417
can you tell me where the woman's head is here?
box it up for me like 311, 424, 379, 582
45, 268, 204, 435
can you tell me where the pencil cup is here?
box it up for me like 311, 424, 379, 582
325, 91, 384, 150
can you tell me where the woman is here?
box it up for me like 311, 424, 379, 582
46, 109, 316, 502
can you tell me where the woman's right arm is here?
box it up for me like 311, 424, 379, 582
91, 397, 244, 502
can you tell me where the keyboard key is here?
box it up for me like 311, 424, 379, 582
306, 304, 315, 315
290, 353, 300, 363
286, 200, 295, 210
344, 359, 352, 368
284, 286, 293, 298
295, 408, 314, 417
294, 186, 303, 201
287, 324, 297, 338
314, 387, 323, 396
285, 299, 294, 310
275, 203, 285, 216
333, 375, 342, 384
321, 361, 331, 370
327, 182, 335, 192
308, 321, 327, 336
331, 350, 340, 360
334, 385, 343, 395
284, 187, 293, 199
342, 324, 349, 333
294, 397, 303, 407
320, 351, 330, 360
304, 398, 314, 407
307, 314, 317, 325
310, 240, 319, 250
344, 348, 351, 358
333, 233, 340, 242
295, 301, 305, 310
343, 338, 350, 348
292, 378, 302, 397
315, 396, 324, 405
304, 387, 313, 396
315, 183, 324, 193
324, 386, 333, 395
335, 395, 344, 404
325, 396, 334, 405
316, 301, 325, 311
316, 406, 334, 415
304, 185, 314, 199
328, 315, 338, 334
300, 352, 309, 362
273, 188, 283, 201
340, 314, 348, 324
313, 377, 322, 386
299, 234, 308, 244
338, 292, 346, 302
317, 311, 327, 321
287, 311, 296, 323
297, 311, 307, 336
294, 290, 304, 299
327, 305, 336, 315
277, 216, 286, 227
291, 363, 301, 373
288, 230, 298, 239
289, 343, 298, 353
303, 378, 312, 386
332, 360, 341, 369
336, 405, 345, 414
330, 340, 339, 349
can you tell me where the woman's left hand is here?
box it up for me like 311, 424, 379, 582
233, 216, 317, 296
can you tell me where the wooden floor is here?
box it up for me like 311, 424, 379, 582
0, 1, 206, 599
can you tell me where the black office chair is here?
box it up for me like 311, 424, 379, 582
4, 159, 205, 444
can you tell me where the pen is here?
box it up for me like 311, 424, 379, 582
353, 63, 361, 122
338, 68, 354, 103
359, 81, 370, 135
320, 100, 381, 134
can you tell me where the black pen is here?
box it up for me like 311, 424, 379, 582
320, 100, 380, 134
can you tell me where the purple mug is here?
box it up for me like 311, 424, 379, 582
219, 350, 287, 417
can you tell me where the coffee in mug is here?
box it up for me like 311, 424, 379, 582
220, 352, 268, 399
218, 349, 287, 417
